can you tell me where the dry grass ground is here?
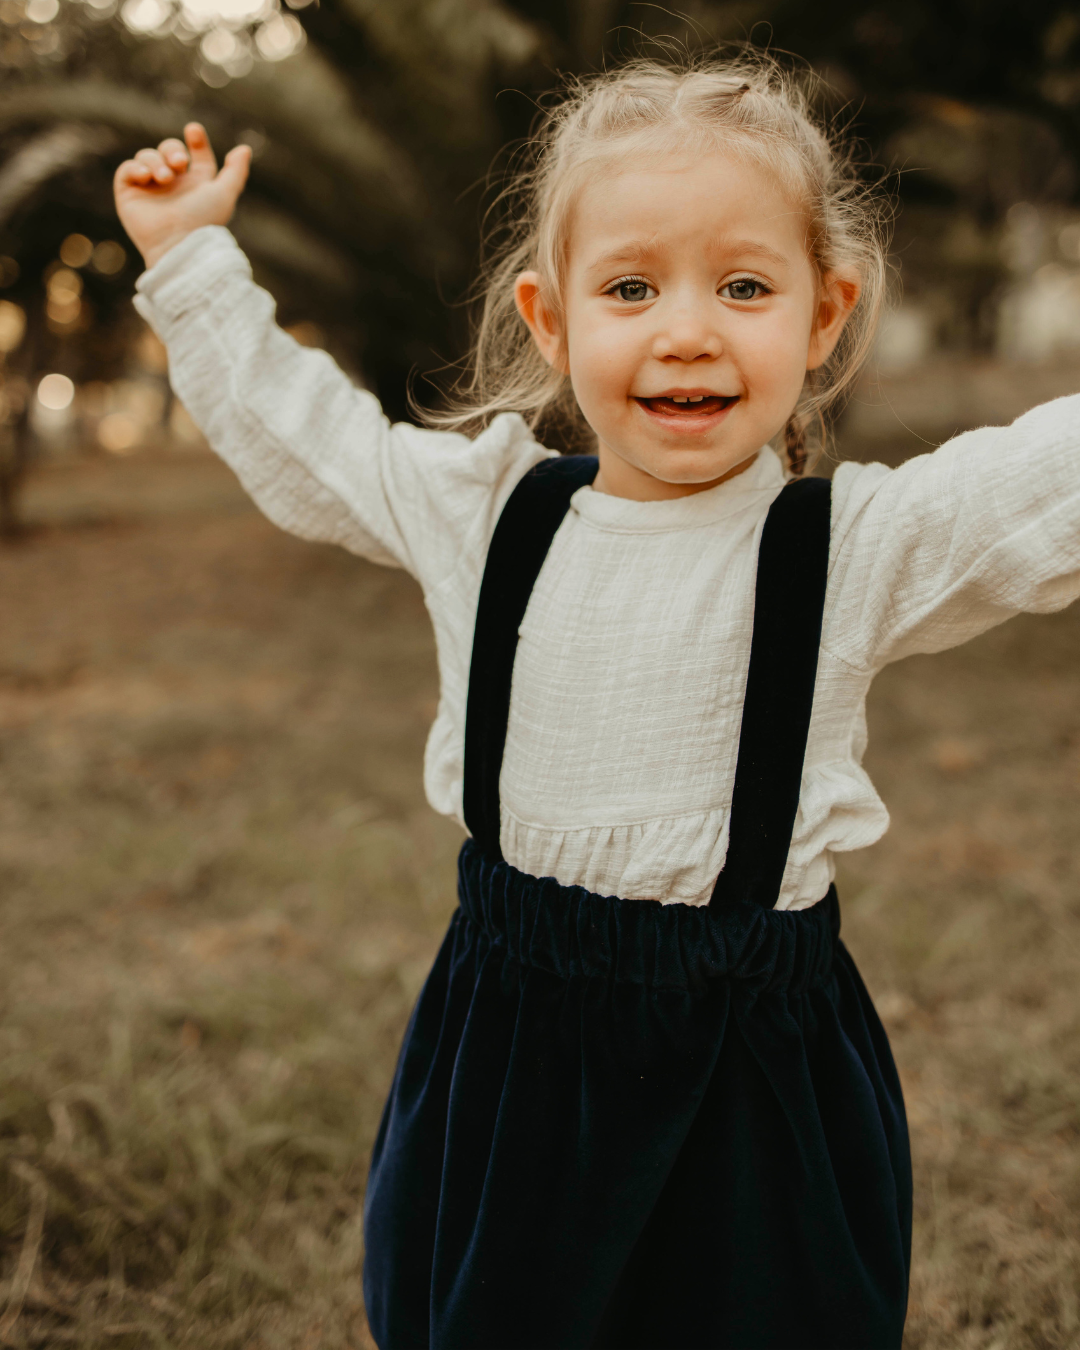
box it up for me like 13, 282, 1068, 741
1, 449, 1079, 1348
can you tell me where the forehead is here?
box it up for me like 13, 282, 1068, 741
568, 148, 808, 271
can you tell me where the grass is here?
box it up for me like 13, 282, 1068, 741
0, 472, 459, 1347
841, 609, 1080, 1349
1, 450, 1079, 1347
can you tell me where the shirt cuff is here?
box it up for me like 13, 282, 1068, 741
133, 225, 251, 327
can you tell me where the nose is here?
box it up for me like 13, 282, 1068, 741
651, 296, 724, 363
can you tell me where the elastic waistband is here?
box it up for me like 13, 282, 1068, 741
456, 841, 839, 995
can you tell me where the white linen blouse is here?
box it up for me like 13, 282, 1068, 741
135, 226, 1080, 910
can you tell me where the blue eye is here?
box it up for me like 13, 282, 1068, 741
608, 277, 655, 302
723, 278, 766, 301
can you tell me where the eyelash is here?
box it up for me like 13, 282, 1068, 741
605, 274, 654, 302
722, 276, 772, 301
603, 274, 773, 302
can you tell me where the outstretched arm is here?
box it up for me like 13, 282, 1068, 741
825, 395, 1080, 672
116, 129, 548, 587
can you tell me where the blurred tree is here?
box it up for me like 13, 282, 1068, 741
751, 1, 1080, 350
0, 0, 548, 529
0, 0, 1078, 531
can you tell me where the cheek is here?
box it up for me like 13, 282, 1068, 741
567, 314, 641, 399
742, 311, 814, 397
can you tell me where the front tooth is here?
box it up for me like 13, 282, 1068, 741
689, 395, 704, 403
672, 396, 688, 404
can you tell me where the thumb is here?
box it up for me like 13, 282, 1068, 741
216, 144, 252, 204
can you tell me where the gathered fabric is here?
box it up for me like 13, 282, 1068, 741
456, 844, 839, 994
363, 457, 912, 1350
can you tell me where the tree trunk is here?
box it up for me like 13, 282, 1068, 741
0, 408, 30, 540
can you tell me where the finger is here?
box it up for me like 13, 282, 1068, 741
134, 147, 174, 183
184, 122, 218, 174
216, 143, 252, 199
115, 158, 154, 188
157, 137, 190, 171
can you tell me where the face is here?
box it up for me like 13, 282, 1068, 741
516, 149, 858, 500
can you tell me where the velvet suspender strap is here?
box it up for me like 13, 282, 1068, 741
461, 456, 832, 910
709, 475, 832, 909
463, 454, 600, 857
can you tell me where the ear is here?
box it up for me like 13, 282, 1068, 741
806, 266, 861, 371
514, 271, 568, 374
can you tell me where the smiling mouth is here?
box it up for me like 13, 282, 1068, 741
635, 395, 739, 417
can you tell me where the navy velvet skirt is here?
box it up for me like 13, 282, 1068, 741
362, 842, 912, 1350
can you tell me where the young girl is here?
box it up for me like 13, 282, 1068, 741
114, 56, 1080, 1350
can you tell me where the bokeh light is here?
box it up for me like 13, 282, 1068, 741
92, 240, 126, 274
60, 234, 95, 268
119, 0, 170, 32
107, 0, 306, 82
255, 12, 301, 60
97, 411, 140, 453
180, 0, 270, 28
37, 373, 75, 411
0, 300, 26, 354
25, 0, 59, 21
201, 25, 238, 61
46, 266, 84, 330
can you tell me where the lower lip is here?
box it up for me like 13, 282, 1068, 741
632, 397, 738, 435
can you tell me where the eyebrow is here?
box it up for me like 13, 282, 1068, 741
585, 236, 792, 275
585, 239, 663, 273
718, 238, 791, 270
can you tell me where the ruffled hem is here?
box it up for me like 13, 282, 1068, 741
501, 805, 732, 907
498, 760, 891, 911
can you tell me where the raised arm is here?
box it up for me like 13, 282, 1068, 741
116, 125, 548, 585
824, 394, 1080, 671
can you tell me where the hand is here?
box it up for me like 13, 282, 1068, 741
114, 123, 252, 271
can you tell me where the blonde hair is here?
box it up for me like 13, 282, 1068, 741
426, 51, 891, 473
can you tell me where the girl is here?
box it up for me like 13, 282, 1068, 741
114, 56, 1080, 1350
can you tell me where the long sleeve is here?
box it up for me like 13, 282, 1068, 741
130, 229, 1080, 909
826, 393, 1080, 671
133, 226, 549, 593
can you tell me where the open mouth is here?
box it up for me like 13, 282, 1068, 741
635, 395, 739, 417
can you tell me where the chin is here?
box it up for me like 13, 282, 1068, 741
647, 448, 755, 486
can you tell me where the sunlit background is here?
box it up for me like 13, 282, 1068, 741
0, 0, 1079, 531
4, 6, 1080, 1347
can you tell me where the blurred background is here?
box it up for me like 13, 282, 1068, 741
3, 0, 1080, 508
2, 3, 1080, 1348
